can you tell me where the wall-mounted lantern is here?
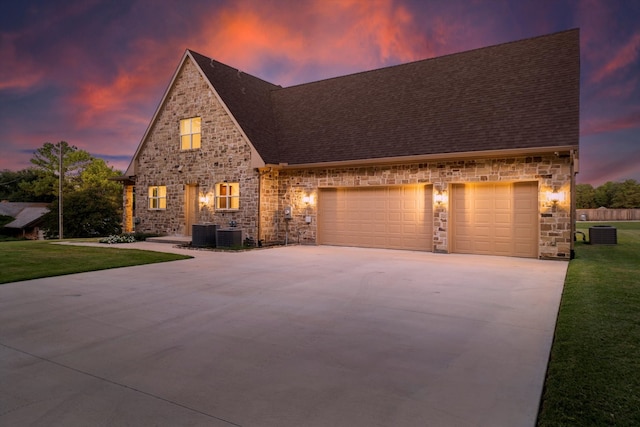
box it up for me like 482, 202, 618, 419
434, 190, 448, 205
302, 194, 315, 205
545, 189, 565, 206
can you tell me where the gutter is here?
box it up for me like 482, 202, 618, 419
265, 145, 579, 170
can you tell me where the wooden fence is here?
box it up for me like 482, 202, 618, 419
576, 209, 640, 221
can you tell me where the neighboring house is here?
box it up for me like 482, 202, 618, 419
121, 29, 579, 260
0, 202, 49, 239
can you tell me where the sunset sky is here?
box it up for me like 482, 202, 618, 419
1, 0, 638, 185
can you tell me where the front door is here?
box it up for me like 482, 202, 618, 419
124, 185, 134, 233
184, 184, 198, 236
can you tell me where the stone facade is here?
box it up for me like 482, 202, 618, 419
260, 154, 574, 259
129, 55, 575, 260
133, 58, 260, 240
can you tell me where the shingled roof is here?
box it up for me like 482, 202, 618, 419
186, 29, 579, 167
189, 51, 282, 163
0, 202, 49, 229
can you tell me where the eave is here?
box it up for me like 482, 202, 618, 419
263, 145, 579, 171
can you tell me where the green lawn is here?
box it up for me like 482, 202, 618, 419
0, 240, 192, 284
538, 222, 640, 426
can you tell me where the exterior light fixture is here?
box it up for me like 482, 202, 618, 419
303, 194, 315, 205
545, 189, 565, 205
434, 190, 448, 205
199, 195, 209, 204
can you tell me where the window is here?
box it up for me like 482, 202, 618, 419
215, 182, 239, 210
148, 186, 167, 210
180, 117, 201, 150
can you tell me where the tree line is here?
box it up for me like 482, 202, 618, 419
576, 180, 640, 209
0, 141, 123, 238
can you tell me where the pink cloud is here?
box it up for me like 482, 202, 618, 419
593, 74, 639, 100
590, 31, 640, 83
55, 0, 488, 170
581, 111, 640, 136
190, 0, 444, 85
0, 33, 45, 91
576, 0, 615, 64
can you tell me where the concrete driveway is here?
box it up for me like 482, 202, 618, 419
0, 244, 567, 427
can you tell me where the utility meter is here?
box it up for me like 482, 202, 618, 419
283, 206, 292, 219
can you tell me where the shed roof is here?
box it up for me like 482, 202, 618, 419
3, 205, 49, 229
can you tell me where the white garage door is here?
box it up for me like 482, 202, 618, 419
318, 185, 433, 251
451, 182, 538, 258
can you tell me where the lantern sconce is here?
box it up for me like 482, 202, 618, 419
302, 194, 315, 205
545, 189, 565, 206
434, 190, 448, 205
199, 195, 209, 204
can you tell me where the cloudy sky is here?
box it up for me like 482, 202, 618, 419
1, 0, 638, 185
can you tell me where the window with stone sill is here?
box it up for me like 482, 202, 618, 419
148, 186, 167, 210
180, 117, 201, 150
215, 182, 239, 210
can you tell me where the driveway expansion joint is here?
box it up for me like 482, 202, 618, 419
0, 342, 242, 427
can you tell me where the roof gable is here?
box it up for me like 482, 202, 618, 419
189, 51, 282, 164
125, 50, 278, 176
128, 29, 579, 171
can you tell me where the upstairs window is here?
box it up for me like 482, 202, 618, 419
180, 117, 201, 150
216, 182, 240, 210
148, 186, 167, 210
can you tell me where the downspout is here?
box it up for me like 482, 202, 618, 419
257, 170, 262, 246
256, 167, 272, 247
571, 149, 579, 259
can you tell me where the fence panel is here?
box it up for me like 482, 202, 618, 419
576, 209, 640, 221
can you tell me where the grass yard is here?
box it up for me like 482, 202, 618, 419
0, 240, 192, 284
537, 222, 640, 426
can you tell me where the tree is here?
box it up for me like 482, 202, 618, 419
77, 158, 123, 202
19, 141, 92, 198
41, 189, 122, 238
575, 184, 596, 209
0, 168, 53, 202
612, 179, 640, 208
581, 180, 640, 209
17, 141, 124, 238
593, 181, 617, 208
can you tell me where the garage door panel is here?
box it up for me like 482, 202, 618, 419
495, 198, 511, 209
494, 227, 512, 238
452, 182, 538, 258
475, 213, 492, 225
319, 185, 432, 251
495, 213, 512, 223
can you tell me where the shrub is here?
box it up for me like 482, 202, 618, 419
99, 234, 136, 244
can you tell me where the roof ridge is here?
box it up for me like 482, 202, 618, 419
280, 28, 580, 90
187, 49, 282, 89
187, 28, 578, 93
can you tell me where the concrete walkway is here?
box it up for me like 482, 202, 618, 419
0, 244, 567, 426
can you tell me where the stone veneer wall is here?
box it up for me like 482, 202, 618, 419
258, 169, 281, 245
262, 154, 574, 259
134, 57, 260, 239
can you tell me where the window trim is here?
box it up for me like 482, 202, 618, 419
180, 117, 201, 150
215, 182, 240, 211
148, 185, 167, 210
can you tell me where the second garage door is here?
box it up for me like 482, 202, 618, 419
318, 185, 433, 251
451, 182, 538, 258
